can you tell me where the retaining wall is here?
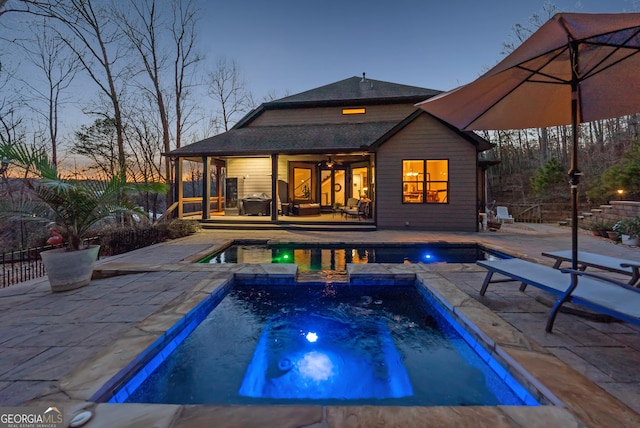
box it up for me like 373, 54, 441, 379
579, 201, 640, 229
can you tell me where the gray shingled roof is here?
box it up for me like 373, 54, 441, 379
166, 76, 492, 157
268, 76, 441, 106
168, 122, 400, 157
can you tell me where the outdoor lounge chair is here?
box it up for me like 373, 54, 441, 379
476, 258, 640, 332
495, 206, 514, 223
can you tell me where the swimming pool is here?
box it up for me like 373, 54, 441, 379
199, 242, 508, 272
103, 279, 539, 406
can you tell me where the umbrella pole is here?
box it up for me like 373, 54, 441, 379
569, 113, 579, 272
569, 44, 581, 272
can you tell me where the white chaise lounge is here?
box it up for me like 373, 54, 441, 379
477, 258, 640, 332
496, 206, 514, 223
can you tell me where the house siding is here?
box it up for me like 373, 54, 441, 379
226, 157, 272, 198
375, 114, 478, 231
249, 104, 417, 127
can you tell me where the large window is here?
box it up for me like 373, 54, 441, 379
293, 167, 312, 201
402, 160, 448, 203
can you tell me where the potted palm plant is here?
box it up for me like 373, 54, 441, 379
0, 142, 165, 291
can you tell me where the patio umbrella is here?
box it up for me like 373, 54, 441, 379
417, 12, 640, 272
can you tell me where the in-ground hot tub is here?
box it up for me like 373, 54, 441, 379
98, 276, 540, 407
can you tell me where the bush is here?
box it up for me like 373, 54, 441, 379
164, 219, 201, 239
97, 223, 165, 256
99, 219, 199, 255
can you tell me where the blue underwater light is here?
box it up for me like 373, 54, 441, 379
238, 315, 413, 400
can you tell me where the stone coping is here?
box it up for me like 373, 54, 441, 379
33, 262, 640, 427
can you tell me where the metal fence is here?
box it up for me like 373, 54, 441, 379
1, 246, 51, 288
502, 203, 569, 223
0, 231, 160, 288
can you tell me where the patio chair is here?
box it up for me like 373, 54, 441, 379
340, 197, 359, 217
343, 200, 368, 220
496, 206, 514, 223
344, 198, 359, 210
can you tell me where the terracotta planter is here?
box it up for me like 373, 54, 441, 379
40, 245, 100, 292
487, 221, 502, 231
607, 231, 620, 241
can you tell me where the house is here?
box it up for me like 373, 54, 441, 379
166, 74, 493, 231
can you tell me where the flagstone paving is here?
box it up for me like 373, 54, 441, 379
0, 223, 639, 427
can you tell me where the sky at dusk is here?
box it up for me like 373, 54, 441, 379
1, 0, 639, 140
201, 0, 640, 98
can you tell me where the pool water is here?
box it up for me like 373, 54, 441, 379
111, 282, 537, 406
200, 243, 507, 272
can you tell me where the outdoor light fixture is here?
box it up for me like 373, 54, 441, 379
617, 189, 624, 200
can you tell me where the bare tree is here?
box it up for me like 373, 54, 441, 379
207, 56, 252, 132
260, 89, 291, 104
171, 0, 201, 150
30, 0, 129, 178
501, 1, 558, 55
117, 0, 201, 207
0, 57, 24, 147
116, 0, 172, 203
0, 101, 23, 146
0, 0, 59, 18
125, 102, 164, 217
18, 19, 78, 165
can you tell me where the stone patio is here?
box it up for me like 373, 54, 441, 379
1, 224, 639, 427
